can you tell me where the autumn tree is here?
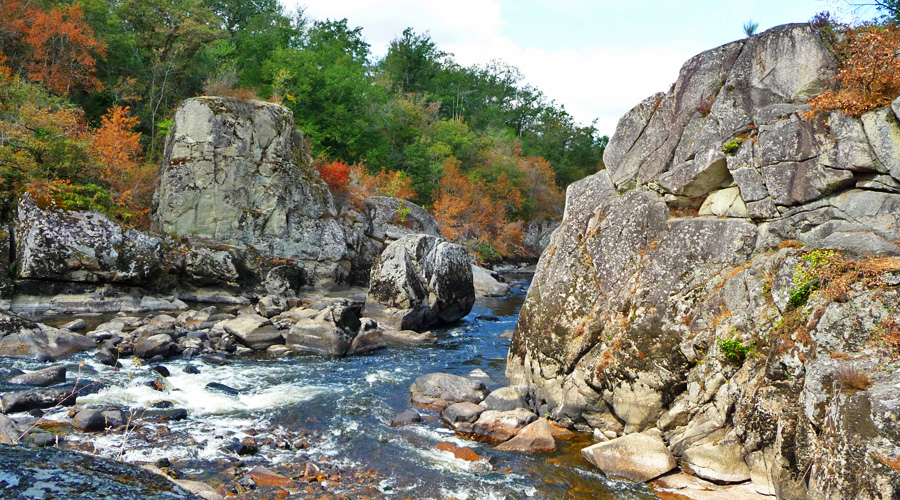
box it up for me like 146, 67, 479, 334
809, 24, 900, 115
0, 1, 106, 95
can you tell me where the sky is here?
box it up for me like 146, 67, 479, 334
283, 0, 867, 136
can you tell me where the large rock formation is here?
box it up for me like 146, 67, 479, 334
508, 23, 900, 499
365, 234, 475, 331
153, 97, 350, 287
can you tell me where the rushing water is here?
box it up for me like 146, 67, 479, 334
1, 282, 660, 500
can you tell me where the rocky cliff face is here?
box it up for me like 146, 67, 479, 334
153, 97, 350, 287
508, 23, 900, 499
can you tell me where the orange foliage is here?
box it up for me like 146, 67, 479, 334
0, 1, 105, 94
809, 25, 900, 116
518, 155, 564, 219
433, 161, 523, 260
89, 106, 154, 225
317, 159, 351, 192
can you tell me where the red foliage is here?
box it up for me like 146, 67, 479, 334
317, 159, 351, 192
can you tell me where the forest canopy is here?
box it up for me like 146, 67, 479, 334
0, 0, 608, 259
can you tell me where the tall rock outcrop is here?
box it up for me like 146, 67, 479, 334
153, 97, 349, 287
508, 23, 900, 499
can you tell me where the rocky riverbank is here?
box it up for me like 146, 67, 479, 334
508, 23, 900, 499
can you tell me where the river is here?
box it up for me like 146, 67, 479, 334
0, 280, 660, 499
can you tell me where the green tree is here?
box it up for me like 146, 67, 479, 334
379, 28, 447, 95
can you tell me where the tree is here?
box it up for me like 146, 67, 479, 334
379, 28, 447, 95
0, 1, 106, 95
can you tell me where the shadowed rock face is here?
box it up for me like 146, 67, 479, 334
508, 23, 900, 499
153, 97, 349, 288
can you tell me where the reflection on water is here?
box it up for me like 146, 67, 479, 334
1, 280, 660, 499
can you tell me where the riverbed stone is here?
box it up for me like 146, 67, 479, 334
494, 417, 557, 452
409, 372, 490, 409
72, 409, 108, 432
1, 388, 76, 414
0, 313, 96, 361
472, 265, 510, 298
134, 334, 174, 359
441, 402, 485, 425
284, 304, 361, 356
581, 429, 677, 483
390, 410, 421, 427
468, 409, 538, 441
8, 365, 66, 387
482, 387, 526, 412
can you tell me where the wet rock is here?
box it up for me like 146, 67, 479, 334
8, 365, 66, 387
390, 410, 421, 427
441, 402, 485, 425
72, 409, 109, 432
206, 382, 239, 397
348, 329, 386, 355
681, 442, 752, 484
201, 355, 228, 366
182, 364, 201, 374
468, 409, 538, 441
225, 437, 258, 456
476, 314, 500, 322
154, 408, 188, 421
494, 418, 557, 452
62, 319, 87, 331
94, 349, 121, 367
23, 430, 60, 447
134, 333, 173, 359
0, 312, 96, 361
0, 414, 21, 443
1, 388, 76, 414
433, 441, 489, 463
153, 401, 174, 409
248, 467, 296, 488
101, 409, 128, 429
150, 365, 170, 377
365, 234, 475, 332
481, 387, 526, 412
581, 429, 677, 483
284, 304, 361, 356
410, 372, 490, 409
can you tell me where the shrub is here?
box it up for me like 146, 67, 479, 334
316, 159, 351, 192
719, 336, 754, 364
722, 138, 742, 154
809, 25, 900, 116
789, 250, 836, 307
831, 365, 872, 392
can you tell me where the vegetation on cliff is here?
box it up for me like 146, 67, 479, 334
0, 0, 602, 260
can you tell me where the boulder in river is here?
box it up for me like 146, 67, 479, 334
390, 410, 422, 427
494, 418, 557, 452
8, 365, 66, 387
1, 388, 76, 414
410, 372, 490, 409
0, 312, 96, 361
284, 303, 361, 356
365, 234, 475, 332
581, 429, 677, 483
467, 409, 538, 441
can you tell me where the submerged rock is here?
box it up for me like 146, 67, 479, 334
0, 388, 76, 414
390, 410, 422, 427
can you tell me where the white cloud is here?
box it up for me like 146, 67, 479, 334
289, 0, 703, 135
